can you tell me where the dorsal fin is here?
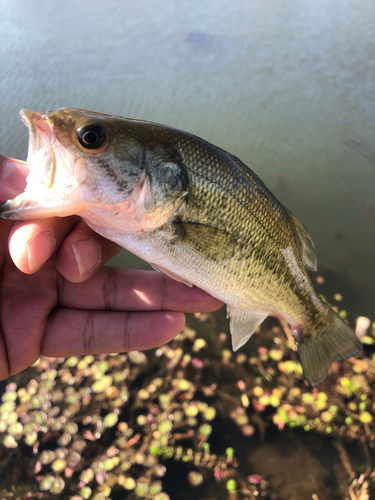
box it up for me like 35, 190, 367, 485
286, 210, 317, 271
228, 152, 317, 271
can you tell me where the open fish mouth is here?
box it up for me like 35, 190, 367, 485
21, 110, 49, 164
20, 109, 57, 190
0, 110, 72, 219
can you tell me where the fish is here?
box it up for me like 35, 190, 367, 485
0, 108, 362, 386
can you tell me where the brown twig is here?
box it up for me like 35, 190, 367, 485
278, 318, 297, 351
333, 439, 355, 480
361, 436, 371, 478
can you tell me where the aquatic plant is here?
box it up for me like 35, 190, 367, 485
0, 330, 269, 499
0, 298, 373, 499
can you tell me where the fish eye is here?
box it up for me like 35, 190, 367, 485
77, 123, 106, 149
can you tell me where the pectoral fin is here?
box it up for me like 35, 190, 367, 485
174, 222, 237, 260
227, 307, 268, 350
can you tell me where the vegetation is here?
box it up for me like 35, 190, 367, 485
0, 299, 374, 499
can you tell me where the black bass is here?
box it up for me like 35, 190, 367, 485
0, 108, 362, 385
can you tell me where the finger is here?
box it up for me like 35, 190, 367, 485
55, 219, 122, 283
0, 154, 29, 201
58, 267, 224, 312
42, 309, 185, 357
9, 217, 80, 273
0, 285, 54, 379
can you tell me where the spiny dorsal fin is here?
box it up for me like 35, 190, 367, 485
286, 210, 317, 271
227, 307, 268, 350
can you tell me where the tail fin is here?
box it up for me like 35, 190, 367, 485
298, 309, 362, 386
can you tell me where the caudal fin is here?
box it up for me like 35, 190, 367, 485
298, 309, 362, 386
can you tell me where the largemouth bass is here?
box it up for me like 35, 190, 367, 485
0, 108, 362, 385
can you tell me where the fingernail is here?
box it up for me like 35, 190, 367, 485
2, 159, 28, 191
26, 230, 56, 273
71, 238, 102, 279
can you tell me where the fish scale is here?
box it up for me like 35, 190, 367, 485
0, 107, 362, 386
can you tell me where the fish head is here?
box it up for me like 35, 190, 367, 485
0, 108, 187, 231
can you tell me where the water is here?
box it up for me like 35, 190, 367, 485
0, 4, 374, 494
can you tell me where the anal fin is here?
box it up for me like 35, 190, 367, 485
227, 307, 268, 351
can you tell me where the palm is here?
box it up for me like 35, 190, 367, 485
0, 214, 223, 381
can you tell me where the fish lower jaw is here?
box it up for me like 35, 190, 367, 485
0, 188, 77, 220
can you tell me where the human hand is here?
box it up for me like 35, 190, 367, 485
0, 154, 223, 380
